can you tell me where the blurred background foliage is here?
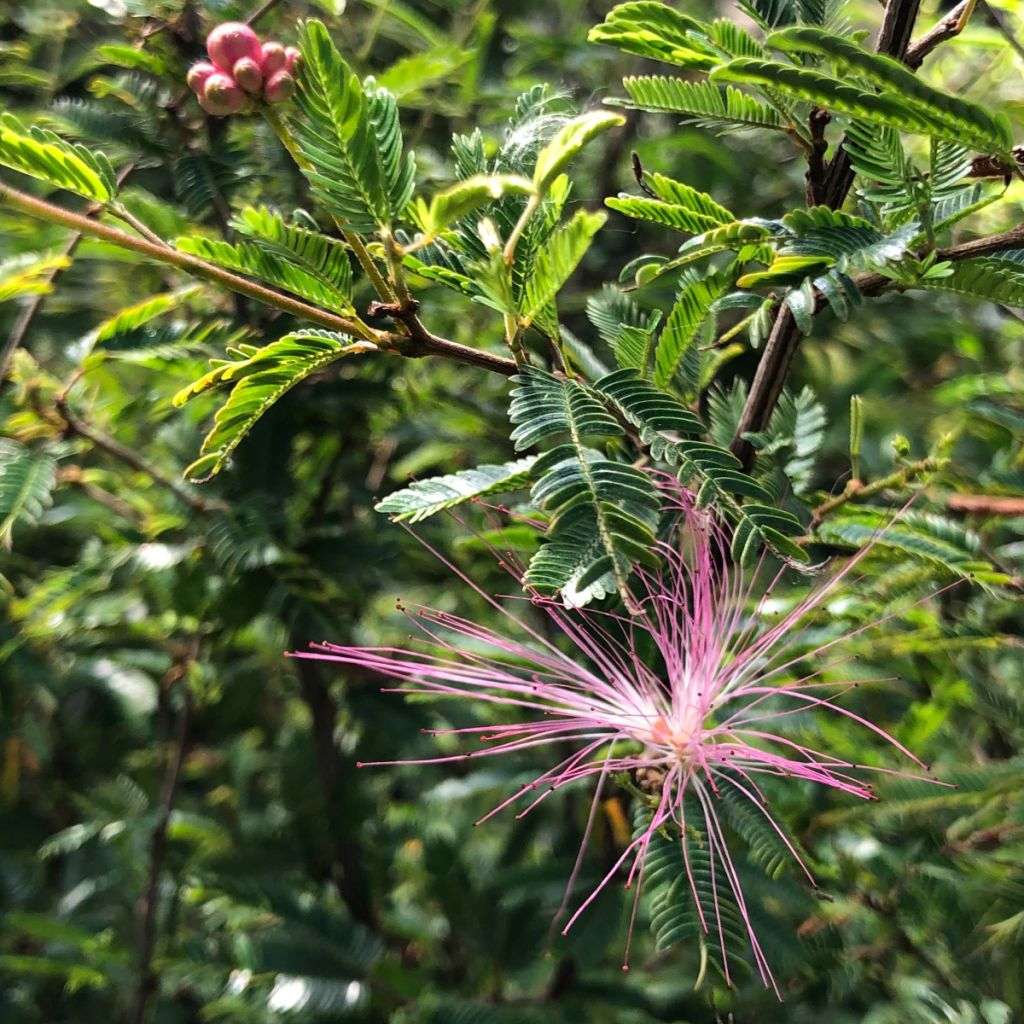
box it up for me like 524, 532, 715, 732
1, 0, 1023, 1021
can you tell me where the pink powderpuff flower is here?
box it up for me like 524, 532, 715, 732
293, 477, 945, 995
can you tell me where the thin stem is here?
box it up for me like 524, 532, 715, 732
110, 202, 171, 248
808, 457, 939, 529
395, 323, 519, 376
128, 677, 192, 1024
730, 0, 924, 470
0, 179, 377, 338
905, 0, 977, 68
504, 313, 529, 367
706, 310, 758, 350
245, 0, 286, 26
382, 230, 415, 311
947, 494, 1024, 516
54, 376, 222, 514
2, 185, 517, 378
261, 106, 396, 304
845, 225, 1024, 299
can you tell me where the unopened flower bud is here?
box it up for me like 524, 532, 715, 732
284, 46, 301, 73
263, 69, 295, 104
202, 72, 247, 116
206, 22, 262, 74
187, 61, 217, 95
232, 56, 263, 95
260, 41, 287, 74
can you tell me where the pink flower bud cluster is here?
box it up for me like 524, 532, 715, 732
187, 22, 300, 116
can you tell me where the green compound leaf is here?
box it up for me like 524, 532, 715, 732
597, 371, 807, 564
767, 27, 1013, 154
174, 330, 376, 481
815, 505, 1004, 583
614, 76, 784, 132
0, 439, 57, 547
416, 174, 534, 241
519, 209, 606, 332
655, 272, 733, 391
634, 801, 748, 979
0, 251, 71, 303
585, 284, 662, 373
589, 2, 721, 70
532, 111, 624, 194
915, 259, 1024, 308
294, 20, 415, 232
374, 457, 538, 523
92, 286, 203, 344
711, 59, 1005, 152
607, 173, 734, 235
508, 367, 660, 606
0, 113, 118, 201
176, 232, 353, 315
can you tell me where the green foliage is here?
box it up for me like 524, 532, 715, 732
374, 457, 538, 522
588, 2, 721, 70
0, 113, 118, 201
174, 148, 250, 221
815, 506, 1007, 583
415, 174, 534, 241
174, 330, 377, 480
716, 773, 813, 879
750, 385, 827, 495
92, 286, 204, 343
655, 272, 733, 390
915, 259, 1024, 308
294, 20, 415, 232
711, 57, 1007, 153
178, 207, 358, 315
615, 76, 784, 131
597, 370, 807, 563
607, 179, 735, 235
0, 439, 56, 546
767, 27, 1013, 153
2, 1, 1024, 1021
636, 800, 746, 977
509, 367, 661, 603
531, 111, 625, 194
520, 209, 606, 333
586, 284, 662, 372
0, 251, 68, 302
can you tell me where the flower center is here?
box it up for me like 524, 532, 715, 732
645, 706, 702, 762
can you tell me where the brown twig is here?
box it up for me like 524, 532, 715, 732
851, 224, 1024, 299
57, 465, 139, 521
808, 457, 939, 530
730, 0, 924, 470
0, 181, 519, 376
245, 0, 286, 26
979, 0, 1024, 63
905, 0, 976, 68
947, 494, 1024, 516
0, 181, 377, 335
943, 822, 1024, 854
292, 654, 377, 929
128, 674, 192, 1024
805, 107, 832, 207
54, 377, 220, 515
